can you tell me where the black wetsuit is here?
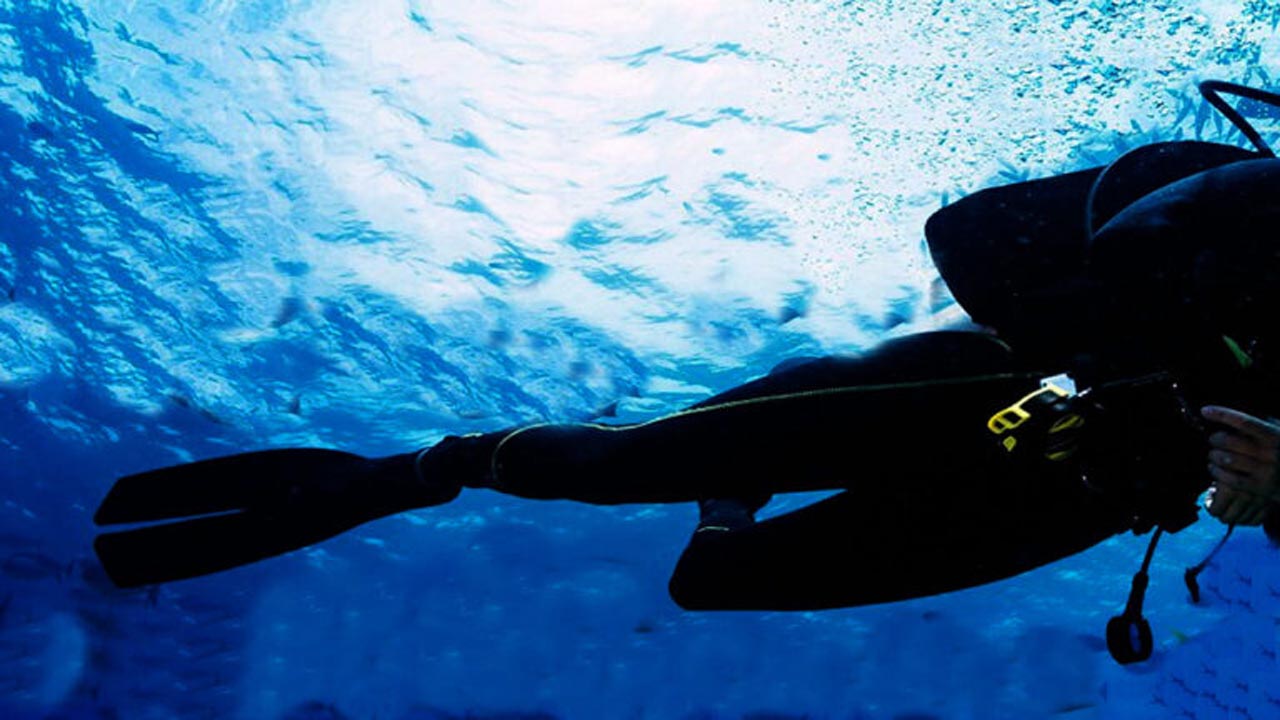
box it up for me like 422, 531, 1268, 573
444, 143, 1280, 611
483, 328, 1221, 610
85, 136, 1280, 609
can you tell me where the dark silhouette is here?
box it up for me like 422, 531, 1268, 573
94, 81, 1280, 665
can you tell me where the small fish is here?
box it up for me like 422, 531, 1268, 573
271, 296, 307, 328
123, 120, 159, 138
278, 700, 352, 720
779, 305, 805, 324
26, 121, 54, 140
167, 394, 227, 425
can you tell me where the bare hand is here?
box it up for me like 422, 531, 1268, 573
1201, 406, 1280, 526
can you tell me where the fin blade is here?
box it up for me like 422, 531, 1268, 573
93, 508, 369, 588
93, 449, 366, 525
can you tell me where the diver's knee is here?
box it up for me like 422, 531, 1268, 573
666, 536, 723, 610
667, 567, 709, 610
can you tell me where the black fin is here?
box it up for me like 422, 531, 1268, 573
93, 449, 367, 525
94, 504, 375, 588
91, 449, 436, 588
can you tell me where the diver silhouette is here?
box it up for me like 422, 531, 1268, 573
94, 81, 1280, 664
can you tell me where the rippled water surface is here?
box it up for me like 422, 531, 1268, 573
2, 1, 1279, 718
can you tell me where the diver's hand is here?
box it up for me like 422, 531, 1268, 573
1201, 406, 1280, 526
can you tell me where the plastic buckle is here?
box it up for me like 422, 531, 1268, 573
987, 378, 1080, 456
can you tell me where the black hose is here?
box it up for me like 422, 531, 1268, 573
1199, 80, 1280, 158
1184, 523, 1235, 604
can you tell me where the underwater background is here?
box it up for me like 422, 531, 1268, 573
1, 0, 1279, 718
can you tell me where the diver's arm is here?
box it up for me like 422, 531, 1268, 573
1200, 406, 1280, 530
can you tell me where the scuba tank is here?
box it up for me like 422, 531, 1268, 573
927, 79, 1280, 664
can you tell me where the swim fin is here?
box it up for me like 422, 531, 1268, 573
93, 448, 456, 588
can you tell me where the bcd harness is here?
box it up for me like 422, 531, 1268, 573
984, 333, 1258, 665
958, 77, 1280, 666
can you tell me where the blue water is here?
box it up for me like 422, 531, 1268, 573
2, 1, 1279, 718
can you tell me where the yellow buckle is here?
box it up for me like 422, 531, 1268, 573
987, 384, 1071, 435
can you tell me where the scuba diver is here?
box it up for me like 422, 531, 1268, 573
93, 81, 1280, 663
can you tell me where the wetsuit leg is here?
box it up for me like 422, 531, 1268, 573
667, 462, 1132, 611
483, 331, 1039, 504
462, 330, 1138, 609
691, 330, 1014, 407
